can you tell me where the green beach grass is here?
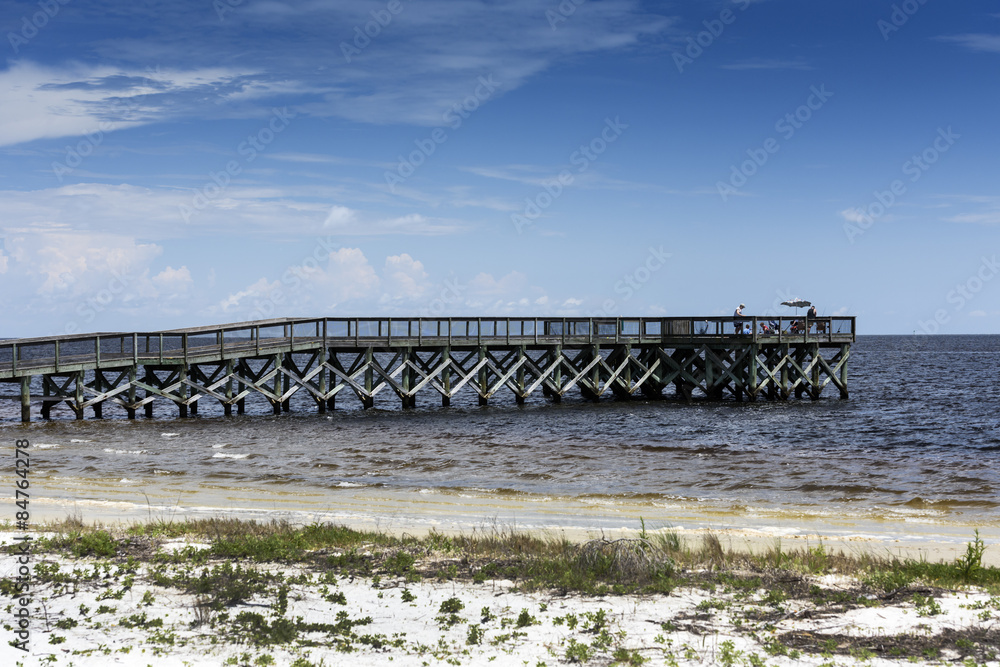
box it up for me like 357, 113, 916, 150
3, 517, 999, 666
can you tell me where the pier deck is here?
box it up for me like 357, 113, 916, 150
0, 316, 855, 421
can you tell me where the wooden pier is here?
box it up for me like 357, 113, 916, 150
0, 316, 855, 422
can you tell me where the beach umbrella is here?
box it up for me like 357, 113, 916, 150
781, 299, 811, 309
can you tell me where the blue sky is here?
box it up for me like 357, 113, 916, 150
0, 0, 998, 337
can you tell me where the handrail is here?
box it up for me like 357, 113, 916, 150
0, 316, 855, 375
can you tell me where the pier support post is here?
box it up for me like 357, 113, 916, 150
92, 371, 104, 418
317, 348, 327, 414
441, 347, 451, 407
145, 368, 155, 418
237, 362, 246, 414
224, 360, 234, 416
74, 371, 84, 419
515, 346, 525, 405
553, 345, 563, 403
780, 344, 790, 400
363, 348, 374, 410
839, 344, 850, 399
178, 366, 188, 418
272, 354, 283, 415
41, 376, 51, 420
810, 344, 821, 400
127, 367, 136, 419
281, 353, 291, 412
20, 376, 31, 423
477, 346, 488, 406
401, 348, 415, 409
326, 349, 336, 411
190, 368, 198, 415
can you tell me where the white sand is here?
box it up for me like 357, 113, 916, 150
2, 532, 998, 667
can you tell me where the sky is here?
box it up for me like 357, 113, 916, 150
0, 0, 998, 338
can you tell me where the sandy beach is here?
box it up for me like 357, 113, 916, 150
3, 516, 999, 667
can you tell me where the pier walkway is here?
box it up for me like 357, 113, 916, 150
0, 316, 855, 421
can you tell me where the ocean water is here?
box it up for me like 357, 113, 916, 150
3, 335, 999, 544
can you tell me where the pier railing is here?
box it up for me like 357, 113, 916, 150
0, 316, 854, 377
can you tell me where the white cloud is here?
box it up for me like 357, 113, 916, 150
839, 208, 869, 224
0, 61, 260, 147
937, 33, 1000, 54
322, 248, 382, 304
0, 184, 469, 239
151, 265, 193, 293
0, 2, 674, 146
944, 212, 1000, 225
6, 231, 161, 296
324, 205, 358, 228
382, 254, 429, 300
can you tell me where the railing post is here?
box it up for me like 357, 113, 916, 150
11, 343, 17, 373
183, 333, 188, 363
95, 335, 101, 368
133, 333, 138, 364
55, 340, 61, 371
159, 334, 164, 363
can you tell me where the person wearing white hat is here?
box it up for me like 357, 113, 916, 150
733, 303, 745, 334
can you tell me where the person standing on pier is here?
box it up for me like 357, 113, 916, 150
733, 303, 745, 335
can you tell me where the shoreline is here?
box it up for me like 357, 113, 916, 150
22, 490, 1000, 568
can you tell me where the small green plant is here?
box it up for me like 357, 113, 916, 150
612, 647, 647, 665
565, 638, 592, 663
325, 590, 347, 605
913, 593, 943, 617
718, 640, 742, 667
466, 624, 484, 645
515, 609, 538, 628
956, 530, 987, 581
436, 596, 466, 628
400, 589, 416, 603
439, 597, 465, 614
582, 609, 608, 633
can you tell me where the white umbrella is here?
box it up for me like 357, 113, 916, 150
781, 299, 811, 309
